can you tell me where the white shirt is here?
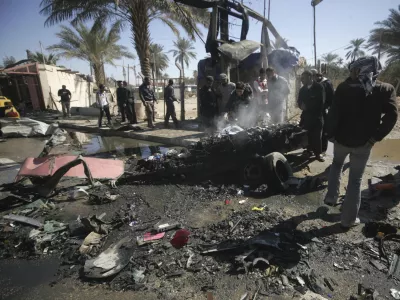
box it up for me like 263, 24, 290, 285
96, 91, 108, 107
253, 78, 268, 105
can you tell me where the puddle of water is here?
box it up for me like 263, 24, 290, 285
0, 138, 47, 163
82, 135, 176, 159
326, 139, 400, 164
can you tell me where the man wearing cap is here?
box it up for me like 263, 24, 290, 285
139, 77, 158, 128
216, 73, 236, 115
311, 69, 334, 153
199, 76, 218, 128
164, 79, 179, 128
325, 56, 398, 229
224, 81, 252, 123
266, 67, 290, 124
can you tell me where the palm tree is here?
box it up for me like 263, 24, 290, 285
345, 38, 366, 62
367, 5, 400, 64
169, 37, 196, 80
337, 57, 344, 67
40, 0, 208, 79
47, 20, 134, 85
149, 43, 169, 80
28, 51, 59, 65
162, 73, 170, 80
2, 56, 16, 68
321, 53, 339, 66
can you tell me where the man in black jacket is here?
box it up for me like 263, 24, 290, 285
139, 77, 157, 128
325, 56, 398, 229
312, 69, 335, 153
199, 76, 218, 129
124, 81, 137, 124
116, 81, 128, 123
298, 70, 325, 162
164, 79, 179, 128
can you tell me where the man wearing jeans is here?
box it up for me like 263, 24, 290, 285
96, 84, 112, 128
139, 77, 158, 128
325, 56, 398, 229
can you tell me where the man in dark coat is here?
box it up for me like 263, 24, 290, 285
116, 81, 128, 123
199, 76, 218, 128
164, 79, 179, 128
123, 81, 137, 124
312, 69, 335, 153
298, 70, 325, 162
224, 81, 251, 122
325, 56, 398, 229
58, 85, 72, 117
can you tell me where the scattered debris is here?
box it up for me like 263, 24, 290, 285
170, 229, 190, 249
80, 215, 112, 234
84, 236, 132, 278
79, 232, 103, 254
3, 214, 43, 227
389, 254, 400, 280
391, 288, 400, 299
137, 232, 165, 246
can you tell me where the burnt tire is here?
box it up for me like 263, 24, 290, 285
243, 155, 265, 186
263, 152, 292, 192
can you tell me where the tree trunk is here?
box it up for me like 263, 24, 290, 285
181, 57, 185, 121
129, 2, 151, 79
93, 63, 105, 86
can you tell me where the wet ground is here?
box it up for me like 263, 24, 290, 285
1, 130, 400, 299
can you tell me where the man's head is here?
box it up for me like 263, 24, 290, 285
301, 70, 313, 86
117, 81, 122, 87
123, 81, 128, 87
310, 69, 318, 81
235, 81, 245, 96
266, 67, 275, 80
62, 85, 66, 89
168, 79, 174, 86
144, 77, 150, 85
219, 73, 228, 85
99, 84, 105, 92
206, 76, 214, 87
259, 68, 266, 80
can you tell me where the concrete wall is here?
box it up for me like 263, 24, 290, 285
38, 64, 94, 111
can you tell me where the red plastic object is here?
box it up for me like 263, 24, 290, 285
170, 229, 190, 249
144, 232, 165, 242
16, 155, 124, 181
225, 200, 231, 205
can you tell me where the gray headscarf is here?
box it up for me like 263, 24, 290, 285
348, 56, 382, 95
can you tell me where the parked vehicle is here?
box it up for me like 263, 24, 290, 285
0, 96, 20, 118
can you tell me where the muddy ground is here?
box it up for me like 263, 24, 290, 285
1, 122, 400, 299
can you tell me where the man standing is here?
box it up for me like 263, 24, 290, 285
164, 79, 179, 128
116, 81, 128, 123
124, 81, 137, 124
216, 73, 236, 115
325, 56, 398, 229
253, 68, 268, 116
266, 67, 290, 124
199, 76, 218, 129
96, 84, 112, 128
298, 70, 325, 162
311, 69, 334, 153
139, 77, 157, 128
58, 85, 72, 117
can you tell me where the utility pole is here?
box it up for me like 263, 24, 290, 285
311, 0, 323, 68
127, 64, 130, 85
263, 0, 266, 19
268, 0, 271, 20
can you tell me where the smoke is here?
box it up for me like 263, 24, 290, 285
214, 95, 271, 132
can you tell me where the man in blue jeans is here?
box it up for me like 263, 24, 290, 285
325, 56, 398, 229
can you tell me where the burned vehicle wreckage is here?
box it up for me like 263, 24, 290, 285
128, 124, 308, 191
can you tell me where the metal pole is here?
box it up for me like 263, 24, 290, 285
39, 41, 47, 64
268, 0, 271, 20
313, 5, 317, 68
128, 64, 130, 85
